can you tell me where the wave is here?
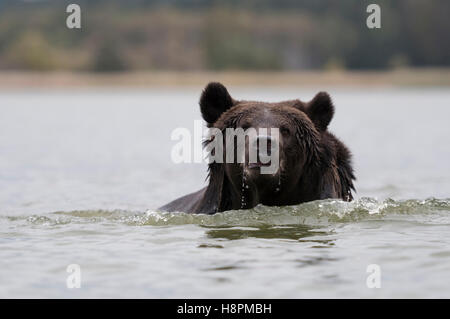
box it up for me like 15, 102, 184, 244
3, 197, 450, 227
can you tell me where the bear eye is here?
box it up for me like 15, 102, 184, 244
280, 127, 290, 136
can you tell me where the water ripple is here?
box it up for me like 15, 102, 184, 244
2, 197, 449, 227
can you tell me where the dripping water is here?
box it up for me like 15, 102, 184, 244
241, 166, 246, 209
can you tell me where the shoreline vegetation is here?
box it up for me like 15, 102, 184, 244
2, 2, 449, 90
1, 68, 449, 89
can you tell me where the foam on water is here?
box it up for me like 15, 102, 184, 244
3, 197, 449, 228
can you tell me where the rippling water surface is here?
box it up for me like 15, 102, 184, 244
0, 88, 449, 298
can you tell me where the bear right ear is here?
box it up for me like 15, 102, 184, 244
200, 82, 235, 127
305, 92, 335, 131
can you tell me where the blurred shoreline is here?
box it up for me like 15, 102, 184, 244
1, 68, 450, 89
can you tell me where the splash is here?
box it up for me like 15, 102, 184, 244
3, 197, 449, 228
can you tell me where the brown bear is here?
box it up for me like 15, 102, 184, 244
160, 82, 355, 214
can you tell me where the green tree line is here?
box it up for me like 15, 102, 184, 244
0, 0, 448, 71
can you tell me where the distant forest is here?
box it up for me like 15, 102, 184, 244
0, 0, 448, 71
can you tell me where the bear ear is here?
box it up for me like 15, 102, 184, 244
200, 82, 235, 126
305, 92, 334, 131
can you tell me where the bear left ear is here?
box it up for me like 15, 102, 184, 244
200, 82, 235, 127
305, 92, 335, 131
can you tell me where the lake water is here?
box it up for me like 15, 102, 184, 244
0, 87, 449, 298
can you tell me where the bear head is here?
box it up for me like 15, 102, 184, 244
195, 82, 354, 214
